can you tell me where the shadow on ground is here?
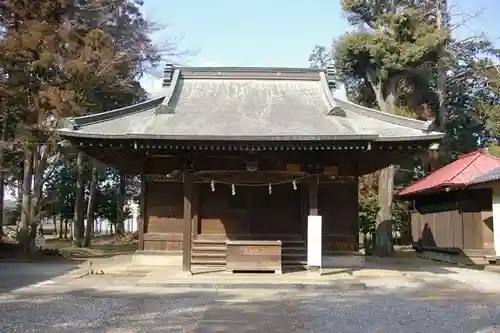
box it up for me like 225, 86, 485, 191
0, 261, 84, 293
1, 279, 500, 332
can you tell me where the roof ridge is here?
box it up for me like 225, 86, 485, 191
70, 96, 165, 128
446, 153, 482, 184
457, 150, 482, 159
178, 66, 324, 73
177, 66, 322, 81
318, 72, 346, 116
156, 69, 181, 114
457, 149, 500, 163
333, 97, 435, 132
398, 150, 496, 196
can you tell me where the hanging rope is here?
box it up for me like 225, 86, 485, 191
189, 172, 313, 187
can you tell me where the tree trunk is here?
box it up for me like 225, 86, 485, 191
0, 116, 7, 239
64, 218, 68, 239
52, 214, 57, 236
19, 148, 34, 253
30, 146, 43, 226
367, 75, 400, 256
59, 215, 63, 239
73, 152, 85, 247
115, 173, 126, 235
83, 164, 98, 247
374, 165, 395, 256
436, 0, 448, 132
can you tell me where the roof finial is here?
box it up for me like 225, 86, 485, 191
326, 66, 336, 89
69, 119, 80, 130
163, 64, 174, 87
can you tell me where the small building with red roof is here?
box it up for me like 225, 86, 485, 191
398, 149, 500, 264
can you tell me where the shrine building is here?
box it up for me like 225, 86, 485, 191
58, 65, 444, 273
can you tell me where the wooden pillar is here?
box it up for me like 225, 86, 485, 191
308, 176, 319, 216
192, 183, 199, 237
493, 185, 500, 258
182, 174, 193, 272
307, 175, 322, 271
138, 174, 146, 251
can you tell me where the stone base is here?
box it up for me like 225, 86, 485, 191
418, 250, 489, 266
132, 251, 182, 266
322, 254, 365, 268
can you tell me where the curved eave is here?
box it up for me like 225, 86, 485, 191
67, 96, 165, 128
58, 130, 379, 141
318, 73, 440, 134
375, 133, 444, 142
396, 183, 464, 199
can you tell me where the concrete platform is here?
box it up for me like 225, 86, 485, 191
132, 251, 181, 266
136, 268, 367, 290
322, 254, 365, 267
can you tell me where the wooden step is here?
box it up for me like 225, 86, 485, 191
282, 240, 305, 245
191, 258, 226, 265
282, 247, 306, 252
282, 259, 307, 265
192, 252, 226, 258
193, 239, 227, 244
282, 253, 307, 258
192, 246, 226, 252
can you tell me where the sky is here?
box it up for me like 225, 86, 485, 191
140, 0, 499, 94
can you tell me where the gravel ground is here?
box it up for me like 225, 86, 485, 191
1, 278, 500, 333
2, 262, 500, 332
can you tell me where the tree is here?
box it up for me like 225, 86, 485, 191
43, 156, 77, 239
359, 192, 379, 253
0, 0, 134, 251
333, 0, 448, 256
84, 161, 98, 247
476, 61, 500, 138
0, 0, 167, 252
309, 45, 332, 68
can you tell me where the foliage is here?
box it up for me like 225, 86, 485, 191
333, 3, 448, 114
475, 60, 500, 138
391, 199, 409, 234
308, 45, 332, 68
0, 0, 178, 250
43, 158, 77, 220
359, 192, 379, 234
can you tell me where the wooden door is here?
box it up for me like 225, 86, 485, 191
249, 185, 302, 237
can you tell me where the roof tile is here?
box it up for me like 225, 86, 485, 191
398, 150, 500, 196
58, 66, 444, 142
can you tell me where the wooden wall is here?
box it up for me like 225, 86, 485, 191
319, 180, 359, 252
141, 179, 360, 252
411, 188, 493, 253
197, 183, 303, 238
143, 182, 184, 251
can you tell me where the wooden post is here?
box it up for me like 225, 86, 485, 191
191, 183, 199, 237
307, 175, 321, 272
308, 176, 319, 216
138, 174, 146, 251
182, 174, 193, 273
493, 185, 500, 259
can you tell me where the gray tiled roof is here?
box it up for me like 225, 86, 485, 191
58, 66, 444, 142
470, 166, 500, 185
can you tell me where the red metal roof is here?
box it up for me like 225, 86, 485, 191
397, 149, 500, 197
